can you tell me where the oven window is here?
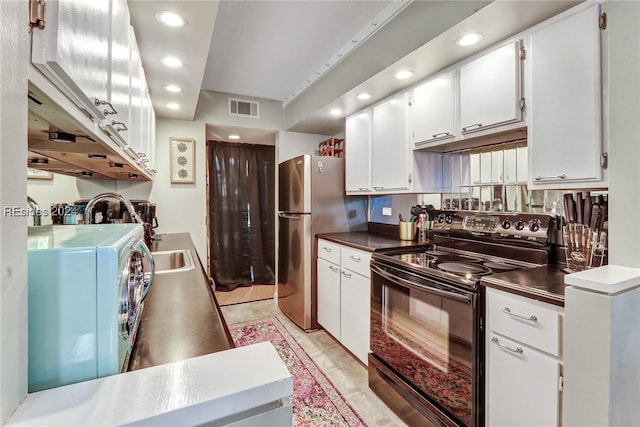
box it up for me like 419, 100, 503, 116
371, 268, 475, 426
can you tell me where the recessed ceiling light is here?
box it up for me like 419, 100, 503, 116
161, 57, 183, 68
356, 93, 371, 100
166, 103, 180, 110
228, 134, 240, 140
164, 84, 182, 93
395, 70, 414, 80
330, 108, 342, 116
155, 11, 187, 28
456, 33, 483, 46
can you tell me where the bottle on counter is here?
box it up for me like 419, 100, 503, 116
417, 213, 429, 244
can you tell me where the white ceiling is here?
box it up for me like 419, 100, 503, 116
129, 0, 581, 139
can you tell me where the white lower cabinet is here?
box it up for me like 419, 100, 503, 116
485, 288, 563, 426
317, 239, 371, 365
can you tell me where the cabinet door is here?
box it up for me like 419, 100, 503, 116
106, 0, 132, 147
128, 28, 144, 158
31, 0, 110, 120
487, 333, 561, 426
412, 71, 456, 146
460, 41, 522, 134
345, 111, 372, 193
317, 258, 341, 340
339, 270, 370, 365
371, 92, 411, 191
528, 3, 603, 188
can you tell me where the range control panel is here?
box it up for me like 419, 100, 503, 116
432, 211, 555, 244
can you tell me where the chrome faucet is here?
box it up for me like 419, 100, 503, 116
27, 196, 42, 226
84, 192, 143, 224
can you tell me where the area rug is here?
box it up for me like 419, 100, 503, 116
214, 284, 274, 306
229, 316, 367, 427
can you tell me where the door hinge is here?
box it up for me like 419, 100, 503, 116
408, 95, 412, 107
29, 0, 45, 30
519, 46, 526, 60
600, 152, 608, 169
558, 375, 564, 392
599, 13, 607, 30
408, 174, 412, 184
520, 98, 526, 112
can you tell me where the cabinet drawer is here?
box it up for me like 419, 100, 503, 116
487, 288, 562, 356
317, 239, 341, 264
341, 247, 371, 277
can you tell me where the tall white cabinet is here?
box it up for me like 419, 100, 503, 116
317, 239, 371, 365
527, 2, 605, 189
345, 111, 372, 194
371, 92, 411, 192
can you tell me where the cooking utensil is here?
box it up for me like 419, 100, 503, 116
590, 204, 600, 231
399, 213, 405, 222
576, 192, 583, 224
583, 194, 592, 227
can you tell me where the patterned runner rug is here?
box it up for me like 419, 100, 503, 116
229, 316, 367, 427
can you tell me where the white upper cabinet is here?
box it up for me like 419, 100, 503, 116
371, 92, 411, 192
345, 111, 372, 194
411, 71, 457, 147
528, 2, 605, 189
105, 0, 132, 147
460, 40, 523, 135
31, 0, 111, 120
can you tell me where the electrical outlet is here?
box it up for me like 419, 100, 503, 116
382, 207, 392, 216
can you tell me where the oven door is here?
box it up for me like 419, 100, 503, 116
370, 260, 480, 427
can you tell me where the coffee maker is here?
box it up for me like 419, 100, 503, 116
133, 201, 159, 246
73, 199, 159, 246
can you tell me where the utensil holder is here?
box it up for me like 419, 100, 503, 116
399, 221, 416, 241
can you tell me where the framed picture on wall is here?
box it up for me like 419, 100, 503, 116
27, 168, 53, 180
170, 137, 195, 183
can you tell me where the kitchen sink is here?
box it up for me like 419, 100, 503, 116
145, 249, 195, 273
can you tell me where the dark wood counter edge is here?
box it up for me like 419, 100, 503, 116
127, 233, 234, 371
192, 240, 235, 349
480, 277, 565, 307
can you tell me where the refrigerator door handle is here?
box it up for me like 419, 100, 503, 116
278, 212, 304, 219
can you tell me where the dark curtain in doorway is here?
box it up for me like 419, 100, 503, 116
207, 141, 275, 291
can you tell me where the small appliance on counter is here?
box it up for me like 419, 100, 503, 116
27, 223, 155, 392
74, 197, 159, 246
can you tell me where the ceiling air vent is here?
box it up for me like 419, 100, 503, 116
228, 98, 259, 118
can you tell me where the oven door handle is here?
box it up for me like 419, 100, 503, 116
371, 264, 473, 304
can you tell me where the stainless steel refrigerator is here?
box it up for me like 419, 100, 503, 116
278, 154, 367, 330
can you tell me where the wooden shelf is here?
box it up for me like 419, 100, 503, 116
318, 137, 344, 157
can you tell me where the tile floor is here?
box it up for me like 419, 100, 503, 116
221, 298, 409, 427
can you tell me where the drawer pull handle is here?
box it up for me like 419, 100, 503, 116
329, 266, 339, 273
350, 256, 362, 263
491, 336, 523, 354
323, 247, 332, 253
534, 174, 567, 181
341, 271, 352, 279
503, 307, 538, 322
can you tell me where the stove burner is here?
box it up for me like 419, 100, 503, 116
422, 249, 449, 256
437, 262, 491, 277
483, 261, 517, 271
399, 253, 436, 267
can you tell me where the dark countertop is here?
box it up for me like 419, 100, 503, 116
318, 223, 424, 252
127, 233, 233, 371
318, 224, 568, 307
480, 264, 568, 307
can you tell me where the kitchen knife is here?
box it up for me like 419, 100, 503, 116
583, 194, 592, 227
590, 204, 600, 231
576, 192, 583, 224
564, 193, 576, 223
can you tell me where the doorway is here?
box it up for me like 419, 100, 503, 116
207, 141, 276, 304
